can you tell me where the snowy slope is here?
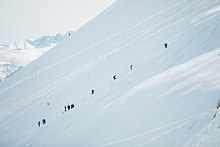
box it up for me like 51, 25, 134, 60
0, 0, 220, 147
184, 109, 220, 147
0, 33, 70, 81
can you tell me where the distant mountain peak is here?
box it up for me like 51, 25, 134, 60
26, 32, 72, 48
0, 31, 73, 81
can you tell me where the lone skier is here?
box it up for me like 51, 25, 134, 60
67, 104, 70, 110
42, 119, 46, 125
130, 65, 133, 70
38, 121, 41, 127
164, 43, 168, 48
71, 103, 74, 109
91, 89, 95, 95
113, 75, 116, 80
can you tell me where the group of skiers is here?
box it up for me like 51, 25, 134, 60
91, 64, 133, 96
64, 103, 75, 111
38, 119, 46, 127
38, 104, 75, 126
37, 43, 167, 127
89, 43, 168, 98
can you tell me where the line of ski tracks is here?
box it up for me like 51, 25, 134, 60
96, 109, 214, 147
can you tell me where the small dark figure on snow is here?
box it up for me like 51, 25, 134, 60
42, 119, 46, 125
71, 104, 74, 109
91, 89, 95, 95
113, 75, 116, 80
67, 104, 71, 110
68, 33, 71, 36
47, 102, 49, 106
64, 105, 67, 111
38, 121, 41, 127
216, 98, 220, 110
164, 43, 168, 48
130, 65, 133, 70
212, 98, 220, 119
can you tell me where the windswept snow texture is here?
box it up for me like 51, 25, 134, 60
0, 0, 220, 147
184, 110, 220, 147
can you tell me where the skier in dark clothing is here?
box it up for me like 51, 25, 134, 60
113, 75, 116, 80
71, 104, 74, 109
38, 121, 41, 127
91, 89, 95, 95
64, 105, 67, 111
42, 119, 46, 125
130, 65, 133, 70
164, 43, 168, 48
67, 104, 70, 110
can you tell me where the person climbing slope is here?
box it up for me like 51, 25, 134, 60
42, 119, 46, 125
91, 89, 95, 95
38, 121, 41, 127
67, 104, 70, 110
71, 103, 75, 109
113, 75, 116, 80
130, 65, 133, 70
164, 43, 168, 48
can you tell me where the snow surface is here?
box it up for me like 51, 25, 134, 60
184, 110, 220, 147
0, 0, 220, 146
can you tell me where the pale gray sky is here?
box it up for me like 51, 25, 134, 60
0, 0, 116, 44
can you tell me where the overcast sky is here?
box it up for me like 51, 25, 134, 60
0, 0, 116, 44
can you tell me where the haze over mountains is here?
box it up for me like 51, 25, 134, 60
0, 32, 72, 81
0, 0, 220, 147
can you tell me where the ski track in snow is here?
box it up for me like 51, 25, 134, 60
97, 109, 214, 147
136, 114, 207, 147
206, 19, 220, 42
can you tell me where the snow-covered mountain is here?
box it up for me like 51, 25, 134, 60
0, 62, 21, 82
26, 32, 72, 48
0, 32, 71, 81
0, 41, 35, 50
0, 0, 220, 147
